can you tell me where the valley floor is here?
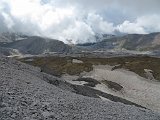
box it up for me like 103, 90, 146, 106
19, 55, 160, 112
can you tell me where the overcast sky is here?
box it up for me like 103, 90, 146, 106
0, 0, 160, 43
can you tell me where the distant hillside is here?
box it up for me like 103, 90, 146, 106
0, 47, 21, 56
1, 32, 160, 56
77, 32, 160, 51
0, 34, 71, 55
0, 32, 28, 43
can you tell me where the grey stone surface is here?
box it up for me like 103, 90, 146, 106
0, 56, 160, 120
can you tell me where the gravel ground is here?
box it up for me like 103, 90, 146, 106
0, 56, 160, 120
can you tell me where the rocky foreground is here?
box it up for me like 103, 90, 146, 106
0, 55, 160, 120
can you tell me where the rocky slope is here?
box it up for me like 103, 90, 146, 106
0, 55, 160, 119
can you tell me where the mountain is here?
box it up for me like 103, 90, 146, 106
0, 34, 71, 55
77, 32, 160, 51
0, 47, 21, 56
0, 32, 28, 43
1, 32, 160, 56
95, 33, 116, 42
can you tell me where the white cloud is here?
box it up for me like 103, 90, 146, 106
136, 15, 160, 32
87, 13, 115, 34
0, 0, 160, 43
1, 12, 14, 29
0, 0, 116, 43
61, 21, 95, 44
117, 21, 146, 34
117, 15, 160, 34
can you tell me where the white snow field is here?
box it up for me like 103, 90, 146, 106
82, 65, 160, 112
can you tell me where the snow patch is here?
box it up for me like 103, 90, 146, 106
81, 65, 160, 112
72, 59, 83, 64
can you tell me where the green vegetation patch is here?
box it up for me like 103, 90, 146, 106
19, 56, 160, 81
20, 57, 93, 76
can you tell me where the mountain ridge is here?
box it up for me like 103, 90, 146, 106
0, 32, 160, 56
77, 32, 160, 51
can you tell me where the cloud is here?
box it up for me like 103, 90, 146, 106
0, 0, 160, 43
86, 13, 115, 34
117, 21, 146, 34
1, 12, 14, 29
61, 21, 95, 44
117, 15, 160, 34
